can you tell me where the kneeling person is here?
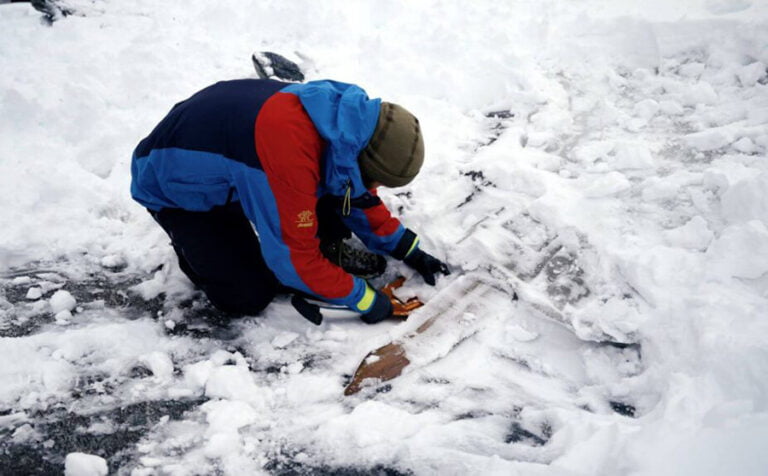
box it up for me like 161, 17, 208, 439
130, 79, 448, 324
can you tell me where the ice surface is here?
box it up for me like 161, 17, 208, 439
1, 0, 768, 474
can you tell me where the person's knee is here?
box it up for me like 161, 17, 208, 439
203, 281, 277, 316
214, 298, 272, 316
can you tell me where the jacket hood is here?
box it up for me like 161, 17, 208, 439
281, 80, 381, 197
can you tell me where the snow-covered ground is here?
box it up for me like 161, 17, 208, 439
1, 0, 768, 474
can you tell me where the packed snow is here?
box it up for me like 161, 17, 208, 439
1, 0, 767, 474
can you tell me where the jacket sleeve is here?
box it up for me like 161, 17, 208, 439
341, 189, 421, 259
251, 92, 374, 312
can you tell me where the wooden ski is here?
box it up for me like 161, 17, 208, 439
344, 274, 495, 395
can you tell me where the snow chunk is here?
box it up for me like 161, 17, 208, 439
582, 172, 631, 198
49, 290, 76, 314
130, 271, 166, 300
663, 216, 714, 250
99, 254, 125, 269
614, 142, 655, 170
204, 431, 241, 459
731, 137, 756, 154
183, 360, 215, 390
286, 362, 304, 375
271, 332, 299, 349
642, 177, 679, 201
26, 287, 42, 300
205, 365, 263, 403
685, 127, 735, 151
0, 412, 28, 429
679, 62, 705, 78
138, 351, 174, 380
572, 141, 614, 165
55, 310, 73, 325
707, 221, 768, 279
204, 400, 258, 433
64, 453, 108, 476
572, 296, 644, 342
659, 100, 684, 116
505, 324, 539, 342
721, 173, 768, 224
681, 81, 718, 106
12, 424, 41, 444
317, 401, 432, 449
737, 62, 767, 87
202, 399, 259, 458
633, 99, 659, 119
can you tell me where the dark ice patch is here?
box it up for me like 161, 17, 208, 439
0, 267, 165, 338
504, 421, 551, 447
0, 398, 205, 474
609, 400, 636, 418
266, 455, 412, 476
457, 169, 496, 208
544, 252, 590, 307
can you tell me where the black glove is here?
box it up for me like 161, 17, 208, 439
404, 248, 450, 285
360, 288, 393, 324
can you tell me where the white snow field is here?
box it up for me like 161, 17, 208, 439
1, 0, 768, 474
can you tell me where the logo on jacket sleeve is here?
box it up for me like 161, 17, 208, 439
296, 210, 315, 228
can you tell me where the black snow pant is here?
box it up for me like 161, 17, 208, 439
150, 196, 349, 315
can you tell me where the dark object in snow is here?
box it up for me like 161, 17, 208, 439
128, 365, 154, 379
291, 294, 325, 325
31, 0, 75, 24
403, 248, 451, 286
485, 110, 514, 119
163, 307, 243, 340
320, 238, 387, 279
610, 400, 637, 417
252, 51, 305, 82
458, 169, 496, 208
505, 421, 550, 446
345, 341, 410, 395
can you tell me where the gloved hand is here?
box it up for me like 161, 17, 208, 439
404, 248, 450, 285
360, 288, 393, 324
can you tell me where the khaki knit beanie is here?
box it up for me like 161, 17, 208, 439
358, 102, 424, 188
